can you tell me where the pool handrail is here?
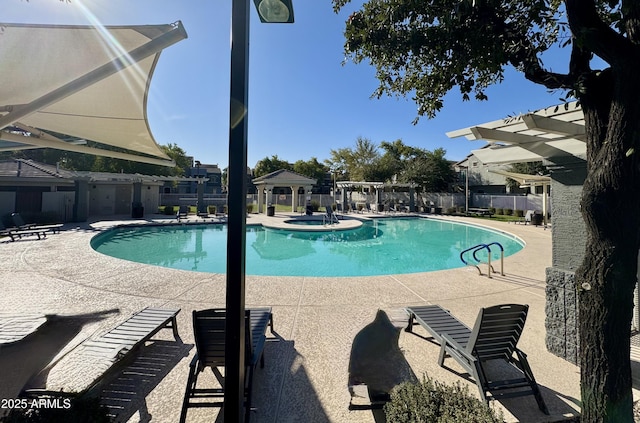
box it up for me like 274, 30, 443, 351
460, 242, 505, 278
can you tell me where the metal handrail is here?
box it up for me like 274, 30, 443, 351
460, 242, 505, 278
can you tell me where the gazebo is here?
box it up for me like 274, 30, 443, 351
252, 169, 315, 214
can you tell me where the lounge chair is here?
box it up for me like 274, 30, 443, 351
0, 222, 49, 242
180, 307, 273, 423
11, 213, 63, 233
521, 210, 535, 225
176, 205, 189, 220
405, 304, 548, 414
23, 307, 180, 396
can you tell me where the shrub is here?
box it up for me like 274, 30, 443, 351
446, 207, 457, 215
515, 209, 524, 217
457, 206, 466, 214
332, 203, 337, 211
495, 208, 503, 215
246, 204, 254, 214
310, 200, 320, 212
163, 205, 174, 215
208, 205, 217, 214
384, 376, 503, 423
504, 208, 513, 216
489, 207, 496, 214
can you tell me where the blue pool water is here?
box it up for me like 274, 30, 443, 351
91, 218, 524, 277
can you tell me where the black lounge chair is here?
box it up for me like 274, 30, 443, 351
405, 304, 548, 414
176, 205, 189, 220
180, 307, 273, 423
0, 222, 48, 241
11, 213, 63, 234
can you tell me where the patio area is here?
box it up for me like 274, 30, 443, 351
0, 212, 601, 422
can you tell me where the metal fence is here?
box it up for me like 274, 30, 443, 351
160, 192, 551, 215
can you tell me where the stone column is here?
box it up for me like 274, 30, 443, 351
545, 164, 587, 365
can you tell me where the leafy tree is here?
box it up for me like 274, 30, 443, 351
333, 0, 640, 419
402, 148, 455, 192
253, 155, 293, 177
293, 157, 329, 186
326, 137, 381, 182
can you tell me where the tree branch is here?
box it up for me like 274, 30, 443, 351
566, 0, 631, 66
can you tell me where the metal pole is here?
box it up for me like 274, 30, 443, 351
465, 166, 469, 214
225, 0, 249, 420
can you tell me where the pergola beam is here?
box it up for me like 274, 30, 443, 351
522, 114, 585, 139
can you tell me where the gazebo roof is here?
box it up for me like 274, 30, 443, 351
447, 101, 586, 167
252, 169, 315, 186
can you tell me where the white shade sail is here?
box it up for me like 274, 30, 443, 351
0, 22, 188, 166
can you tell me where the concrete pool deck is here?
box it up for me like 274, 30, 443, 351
0, 211, 628, 422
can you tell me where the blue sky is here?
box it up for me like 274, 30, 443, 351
4, 0, 575, 169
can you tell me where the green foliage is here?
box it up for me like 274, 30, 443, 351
504, 208, 513, 216
446, 207, 457, 215
163, 205, 175, 215
293, 157, 330, 186
208, 205, 217, 214
334, 0, 564, 122
325, 138, 454, 191
384, 375, 503, 423
253, 155, 293, 177
495, 208, 504, 215
515, 209, 524, 217
326, 137, 381, 182
246, 204, 254, 214
310, 200, 321, 211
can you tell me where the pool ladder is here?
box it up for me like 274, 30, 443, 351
323, 211, 339, 226
460, 242, 504, 278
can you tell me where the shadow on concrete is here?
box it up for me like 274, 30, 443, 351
251, 329, 332, 423
98, 339, 192, 422
439, 351, 581, 421
348, 310, 418, 423
0, 309, 119, 401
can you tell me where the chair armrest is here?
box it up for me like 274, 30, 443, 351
441, 333, 477, 363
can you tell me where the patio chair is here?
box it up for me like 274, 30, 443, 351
176, 205, 189, 220
180, 307, 273, 423
11, 213, 63, 233
405, 304, 548, 414
0, 222, 49, 242
521, 210, 535, 225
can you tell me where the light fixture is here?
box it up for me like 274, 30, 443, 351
253, 0, 294, 23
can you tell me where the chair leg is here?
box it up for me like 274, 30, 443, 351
405, 313, 415, 333
515, 350, 549, 414
437, 340, 449, 366
245, 365, 255, 423
180, 361, 200, 423
471, 360, 490, 404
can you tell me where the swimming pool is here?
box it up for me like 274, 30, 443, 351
91, 218, 524, 277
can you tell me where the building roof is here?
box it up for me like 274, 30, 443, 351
0, 22, 187, 166
252, 169, 316, 186
0, 159, 200, 184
